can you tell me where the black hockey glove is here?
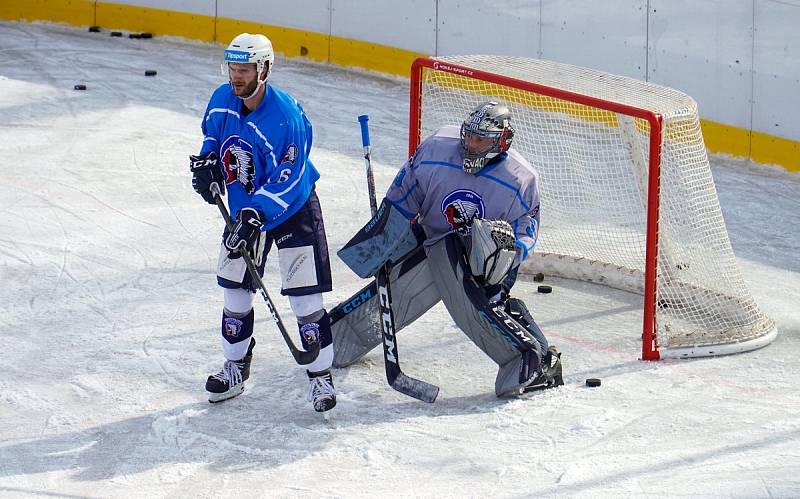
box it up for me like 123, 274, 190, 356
224, 207, 264, 259
189, 152, 224, 204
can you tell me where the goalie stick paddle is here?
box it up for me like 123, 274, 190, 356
358, 114, 439, 403
210, 183, 320, 366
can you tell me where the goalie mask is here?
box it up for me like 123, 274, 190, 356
222, 33, 274, 100
460, 101, 515, 174
468, 218, 517, 286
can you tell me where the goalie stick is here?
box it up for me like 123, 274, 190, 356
358, 114, 439, 403
210, 183, 320, 366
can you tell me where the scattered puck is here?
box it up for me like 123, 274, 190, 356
73, 84, 87, 90
140, 32, 153, 39
537, 285, 552, 294
88, 26, 101, 33
533, 272, 545, 282
110, 31, 122, 37
586, 378, 602, 387
144, 70, 157, 77
129, 33, 142, 39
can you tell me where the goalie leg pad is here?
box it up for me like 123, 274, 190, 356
426, 234, 542, 396
504, 297, 549, 353
495, 349, 542, 397
330, 246, 440, 367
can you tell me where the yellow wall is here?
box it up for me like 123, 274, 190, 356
1, 0, 797, 173
702, 119, 800, 172
750, 130, 800, 172
2, 0, 95, 26
95, 3, 216, 42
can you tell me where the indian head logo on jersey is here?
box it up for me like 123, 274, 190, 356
441, 189, 485, 234
220, 135, 256, 194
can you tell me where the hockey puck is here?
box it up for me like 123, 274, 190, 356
73, 84, 87, 91
533, 272, 545, 282
140, 32, 153, 39
110, 31, 122, 37
586, 378, 601, 387
129, 33, 142, 39
144, 70, 157, 77
537, 285, 552, 294
88, 26, 101, 33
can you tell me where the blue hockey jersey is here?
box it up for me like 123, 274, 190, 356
200, 83, 319, 230
386, 126, 541, 262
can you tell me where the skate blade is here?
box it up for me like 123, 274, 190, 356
522, 380, 560, 393
521, 372, 563, 393
207, 384, 245, 403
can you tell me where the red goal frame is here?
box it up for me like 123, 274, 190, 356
408, 57, 665, 360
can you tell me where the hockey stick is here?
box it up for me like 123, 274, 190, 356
358, 114, 439, 403
210, 183, 320, 365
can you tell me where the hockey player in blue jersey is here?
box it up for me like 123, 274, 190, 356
336, 101, 562, 396
189, 33, 336, 412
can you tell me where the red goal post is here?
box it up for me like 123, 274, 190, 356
408, 56, 776, 360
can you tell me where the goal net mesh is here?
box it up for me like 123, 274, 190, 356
415, 55, 775, 356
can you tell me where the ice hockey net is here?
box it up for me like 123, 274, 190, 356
409, 56, 776, 359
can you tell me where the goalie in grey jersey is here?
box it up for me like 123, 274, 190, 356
336, 101, 562, 396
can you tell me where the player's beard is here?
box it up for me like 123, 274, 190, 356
233, 78, 259, 98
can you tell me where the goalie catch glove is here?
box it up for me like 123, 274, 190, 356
468, 218, 517, 286
190, 152, 225, 204
224, 208, 263, 259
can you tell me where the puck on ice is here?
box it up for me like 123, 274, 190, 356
144, 70, 157, 76
88, 26, 100, 33
537, 285, 552, 294
533, 272, 545, 282
140, 32, 153, 39
74, 84, 87, 90
586, 378, 601, 387
129, 33, 142, 39
110, 31, 122, 37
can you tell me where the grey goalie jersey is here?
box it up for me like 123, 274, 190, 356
387, 126, 541, 261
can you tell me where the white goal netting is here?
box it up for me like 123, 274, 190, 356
414, 55, 776, 358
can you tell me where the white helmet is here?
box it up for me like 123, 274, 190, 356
222, 33, 274, 97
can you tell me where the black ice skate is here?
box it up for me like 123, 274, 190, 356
306, 369, 336, 412
206, 338, 255, 403
523, 346, 564, 393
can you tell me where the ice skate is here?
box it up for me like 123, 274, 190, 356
306, 369, 336, 413
523, 346, 563, 393
206, 338, 255, 403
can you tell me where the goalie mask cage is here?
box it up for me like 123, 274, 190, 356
409, 56, 777, 360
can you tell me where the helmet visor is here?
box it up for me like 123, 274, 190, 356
461, 123, 501, 155
463, 130, 497, 157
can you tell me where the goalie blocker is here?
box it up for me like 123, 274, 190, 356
335, 201, 558, 396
